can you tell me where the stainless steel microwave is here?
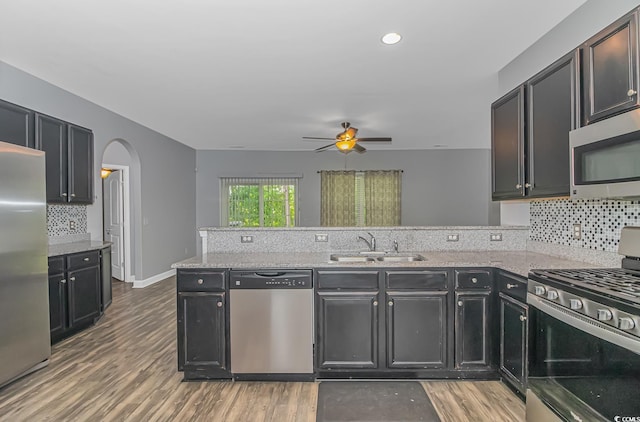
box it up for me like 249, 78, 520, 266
570, 108, 640, 198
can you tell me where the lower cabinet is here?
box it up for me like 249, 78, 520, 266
176, 269, 230, 380
455, 291, 492, 368
48, 250, 102, 343
497, 271, 528, 395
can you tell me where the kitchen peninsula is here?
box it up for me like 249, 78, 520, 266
172, 226, 618, 395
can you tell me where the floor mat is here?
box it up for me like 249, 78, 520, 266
316, 381, 441, 422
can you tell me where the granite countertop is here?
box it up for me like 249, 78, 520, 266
172, 250, 608, 277
48, 240, 111, 257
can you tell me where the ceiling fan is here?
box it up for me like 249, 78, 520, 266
303, 122, 392, 154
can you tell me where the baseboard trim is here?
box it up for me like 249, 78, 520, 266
132, 269, 176, 289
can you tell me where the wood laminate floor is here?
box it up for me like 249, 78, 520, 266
0, 277, 525, 422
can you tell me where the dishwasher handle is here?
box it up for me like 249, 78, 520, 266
230, 269, 313, 289
254, 271, 287, 277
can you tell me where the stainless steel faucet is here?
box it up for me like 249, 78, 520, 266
357, 232, 376, 251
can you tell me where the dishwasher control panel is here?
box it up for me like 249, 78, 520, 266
229, 270, 313, 289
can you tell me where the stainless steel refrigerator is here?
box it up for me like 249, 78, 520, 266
0, 141, 50, 388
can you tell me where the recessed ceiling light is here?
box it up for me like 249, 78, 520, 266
381, 32, 402, 45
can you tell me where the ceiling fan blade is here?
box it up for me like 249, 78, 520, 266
303, 136, 336, 141
353, 143, 366, 153
314, 143, 336, 152
356, 137, 392, 143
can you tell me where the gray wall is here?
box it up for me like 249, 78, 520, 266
0, 61, 197, 280
196, 149, 498, 232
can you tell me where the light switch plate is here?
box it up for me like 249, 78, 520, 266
315, 234, 329, 242
447, 234, 459, 242
241, 235, 253, 243
490, 233, 503, 241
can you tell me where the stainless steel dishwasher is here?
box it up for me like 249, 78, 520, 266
229, 270, 313, 380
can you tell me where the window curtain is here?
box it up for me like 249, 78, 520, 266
320, 171, 356, 226
364, 170, 402, 226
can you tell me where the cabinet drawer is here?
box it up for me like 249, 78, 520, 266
385, 270, 448, 290
455, 270, 492, 290
66, 251, 100, 270
178, 270, 226, 292
316, 270, 379, 290
497, 271, 527, 302
48, 256, 65, 275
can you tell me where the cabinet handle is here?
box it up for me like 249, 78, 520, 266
506, 283, 518, 289
471, 277, 478, 283
458, 301, 463, 307
217, 302, 223, 308
61, 193, 68, 197
83, 257, 90, 262
515, 184, 522, 189
628, 89, 637, 96
60, 279, 67, 284
388, 301, 394, 307
519, 315, 527, 322
197, 278, 204, 284
69, 277, 76, 281
524, 183, 531, 188
71, 194, 76, 198
373, 301, 378, 307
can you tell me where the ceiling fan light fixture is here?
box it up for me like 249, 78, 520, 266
335, 139, 356, 151
381, 32, 402, 45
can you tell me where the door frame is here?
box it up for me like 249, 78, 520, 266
102, 163, 133, 283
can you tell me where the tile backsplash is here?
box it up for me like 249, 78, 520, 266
530, 198, 640, 252
47, 204, 88, 237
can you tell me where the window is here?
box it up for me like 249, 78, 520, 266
220, 176, 299, 227
320, 170, 402, 226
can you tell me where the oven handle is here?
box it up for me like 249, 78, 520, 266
528, 293, 640, 355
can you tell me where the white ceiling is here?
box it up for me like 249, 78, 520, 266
0, 0, 587, 151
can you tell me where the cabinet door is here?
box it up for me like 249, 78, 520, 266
455, 291, 491, 368
500, 294, 528, 393
68, 265, 101, 327
317, 291, 379, 369
386, 291, 447, 369
177, 292, 228, 376
491, 86, 525, 200
583, 10, 640, 124
67, 124, 93, 204
48, 273, 67, 341
36, 114, 68, 203
526, 51, 579, 198
0, 100, 34, 148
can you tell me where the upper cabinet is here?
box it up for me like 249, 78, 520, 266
0, 99, 35, 148
583, 10, 640, 125
36, 113, 94, 204
491, 51, 579, 200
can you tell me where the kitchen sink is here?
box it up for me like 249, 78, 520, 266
376, 254, 426, 262
329, 254, 376, 263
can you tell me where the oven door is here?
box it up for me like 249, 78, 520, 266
527, 294, 640, 422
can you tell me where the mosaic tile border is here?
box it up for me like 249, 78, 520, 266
47, 204, 88, 237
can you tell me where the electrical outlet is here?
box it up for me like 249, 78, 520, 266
447, 234, 459, 242
315, 234, 329, 242
573, 223, 582, 240
69, 220, 76, 231
241, 235, 253, 243
490, 233, 503, 241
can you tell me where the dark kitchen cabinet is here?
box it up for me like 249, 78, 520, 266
526, 51, 580, 198
492, 51, 579, 200
491, 86, 525, 200
500, 293, 528, 395
583, 9, 640, 124
47, 251, 102, 343
454, 269, 493, 369
36, 113, 93, 204
100, 246, 112, 311
0, 99, 34, 148
386, 291, 448, 369
497, 270, 528, 395
177, 269, 230, 379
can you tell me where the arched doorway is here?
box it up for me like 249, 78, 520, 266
101, 139, 141, 283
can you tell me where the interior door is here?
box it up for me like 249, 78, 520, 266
103, 170, 125, 280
